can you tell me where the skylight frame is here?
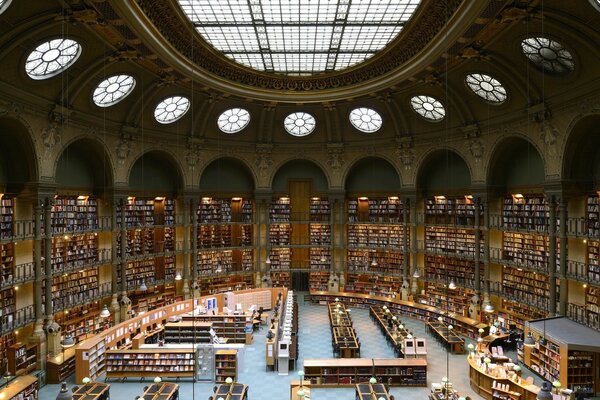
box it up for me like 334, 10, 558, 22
410, 95, 445, 122
218, 108, 251, 133
92, 74, 136, 107
465, 73, 507, 104
177, 0, 422, 75
0, 0, 12, 15
349, 107, 383, 133
284, 112, 316, 136
25, 38, 82, 80
154, 96, 191, 124
521, 37, 574, 75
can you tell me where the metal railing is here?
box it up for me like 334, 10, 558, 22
52, 282, 112, 312
0, 261, 35, 289
0, 304, 35, 335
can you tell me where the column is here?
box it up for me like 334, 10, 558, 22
182, 197, 191, 299
558, 198, 568, 315
469, 196, 483, 320
119, 198, 131, 320
548, 195, 557, 315
400, 197, 410, 300
482, 198, 491, 309
191, 198, 199, 297
329, 192, 345, 291
409, 196, 418, 295
30, 202, 46, 365
43, 197, 61, 355
110, 199, 120, 323
254, 191, 271, 287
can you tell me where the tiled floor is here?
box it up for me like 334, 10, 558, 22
38, 293, 542, 400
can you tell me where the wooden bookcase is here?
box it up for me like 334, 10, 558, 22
502, 266, 556, 311
344, 273, 401, 298
0, 287, 15, 330
180, 314, 251, 344
105, 349, 196, 379
425, 255, 482, 289
347, 224, 403, 248
425, 195, 480, 226
49, 268, 99, 311
309, 271, 330, 291
493, 300, 546, 333
347, 197, 403, 223
425, 226, 482, 256
195, 274, 254, 295
8, 342, 37, 376
215, 349, 237, 383
163, 321, 212, 344
47, 346, 76, 383
0, 242, 14, 285
54, 303, 104, 344
270, 271, 291, 288
270, 197, 290, 222
502, 194, 548, 231
303, 358, 427, 387
347, 249, 403, 274
587, 240, 600, 282
0, 375, 38, 400
0, 332, 16, 376
118, 258, 155, 290
0, 195, 14, 239
418, 282, 473, 317
52, 196, 98, 233
585, 286, 600, 330
51, 232, 99, 273
586, 194, 599, 236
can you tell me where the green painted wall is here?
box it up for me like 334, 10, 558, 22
129, 152, 179, 193
345, 157, 401, 192
273, 160, 328, 193
200, 158, 254, 192
418, 151, 470, 191
56, 151, 96, 189
493, 141, 544, 187
0, 155, 6, 184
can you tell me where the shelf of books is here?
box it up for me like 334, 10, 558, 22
417, 282, 473, 317
0, 375, 38, 400
494, 299, 546, 334
347, 249, 403, 274
502, 266, 556, 311
180, 315, 251, 344
118, 258, 155, 290
0, 242, 14, 286
586, 194, 599, 237
303, 358, 426, 387
164, 321, 212, 344
8, 342, 37, 376
199, 197, 252, 224
347, 197, 403, 223
52, 196, 98, 233
0, 332, 15, 376
425, 227, 482, 257
585, 286, 600, 331
47, 346, 76, 384
347, 224, 403, 248
502, 194, 548, 232
270, 271, 291, 288
587, 240, 600, 282
197, 249, 253, 276
54, 303, 105, 344
310, 197, 330, 222
48, 268, 100, 311
425, 195, 480, 226
268, 247, 291, 271
424, 255, 482, 289
195, 274, 254, 295
105, 349, 196, 379
215, 349, 237, 383
269, 223, 291, 246
270, 197, 290, 223
344, 273, 401, 298
309, 271, 330, 291
51, 233, 99, 273
1, 195, 14, 239
0, 287, 15, 331
502, 232, 560, 271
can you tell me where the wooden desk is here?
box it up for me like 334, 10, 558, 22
427, 321, 465, 354
72, 382, 110, 400
290, 380, 310, 400
214, 383, 248, 400
355, 383, 390, 400
468, 357, 539, 400
0, 375, 38, 400
328, 303, 352, 327
333, 326, 359, 358
47, 345, 77, 383
140, 382, 179, 400
370, 306, 409, 356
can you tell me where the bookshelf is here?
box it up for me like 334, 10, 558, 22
215, 349, 237, 383
586, 194, 599, 236
502, 194, 548, 232
49, 268, 100, 311
494, 300, 546, 333
105, 349, 196, 379
502, 232, 560, 270
0, 242, 14, 285
587, 240, 600, 282
51, 196, 98, 233
270, 197, 290, 222
54, 303, 104, 344
425, 195, 480, 226
0, 287, 15, 330
51, 233, 99, 272
303, 358, 427, 387
585, 286, 599, 331
347, 224, 403, 248
268, 248, 292, 271
309, 271, 330, 291
270, 271, 291, 288
425, 255, 482, 288
269, 223, 291, 246
180, 315, 251, 344
0, 375, 38, 400
418, 282, 473, 317
425, 226, 482, 256
502, 266, 556, 311
0, 332, 15, 376
195, 274, 254, 296
310, 197, 330, 222
47, 346, 76, 383
0, 195, 13, 239
118, 259, 155, 290
347, 249, 403, 274
347, 197, 403, 223
344, 273, 401, 298
8, 342, 37, 376
164, 321, 212, 344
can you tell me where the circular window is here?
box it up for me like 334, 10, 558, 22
284, 112, 316, 137
25, 38, 82, 80
589, 0, 600, 12
465, 73, 507, 104
218, 108, 251, 133
154, 96, 190, 124
92, 75, 136, 107
349, 108, 383, 133
521, 37, 574, 74
410, 95, 445, 121
0, 0, 12, 15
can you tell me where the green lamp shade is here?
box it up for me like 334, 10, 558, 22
297, 389, 305, 398
467, 344, 475, 350
369, 377, 377, 384
441, 376, 448, 383
226, 377, 233, 384
82, 377, 90, 384
513, 365, 521, 372
478, 328, 484, 333
483, 357, 491, 364
448, 325, 454, 330
298, 370, 304, 377
438, 316, 443, 322
552, 380, 561, 388
392, 316, 397, 321
154, 377, 161, 384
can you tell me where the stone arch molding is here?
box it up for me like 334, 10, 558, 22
560, 107, 600, 180
267, 155, 333, 191
124, 146, 188, 190
340, 153, 404, 191
485, 131, 548, 183
0, 105, 41, 182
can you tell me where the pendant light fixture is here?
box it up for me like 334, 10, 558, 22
100, 304, 111, 318
523, 332, 536, 347
448, 280, 456, 290
139, 280, 148, 291
536, 381, 553, 400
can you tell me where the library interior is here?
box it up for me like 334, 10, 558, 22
0, 0, 600, 399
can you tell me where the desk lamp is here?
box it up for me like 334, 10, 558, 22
82, 377, 90, 384
154, 376, 162, 384
298, 370, 304, 387
56, 382, 71, 400
3, 370, 11, 387
537, 381, 553, 400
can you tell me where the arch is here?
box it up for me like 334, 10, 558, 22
345, 157, 401, 194
128, 149, 184, 195
54, 137, 114, 194
487, 135, 545, 192
199, 157, 255, 193
271, 159, 329, 194
562, 113, 600, 192
416, 149, 471, 193
0, 116, 38, 192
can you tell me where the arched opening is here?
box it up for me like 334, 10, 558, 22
0, 117, 37, 193
416, 149, 471, 194
345, 157, 401, 195
129, 150, 183, 196
488, 137, 544, 193
56, 138, 113, 195
272, 159, 328, 195
200, 157, 255, 194
563, 115, 600, 192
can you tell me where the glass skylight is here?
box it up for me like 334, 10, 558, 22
521, 37, 574, 74
177, 0, 422, 74
25, 38, 82, 80
0, 0, 12, 15
92, 75, 136, 107
349, 107, 382, 133
218, 108, 251, 133
154, 96, 190, 124
284, 112, 316, 136
465, 73, 507, 104
410, 95, 445, 121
